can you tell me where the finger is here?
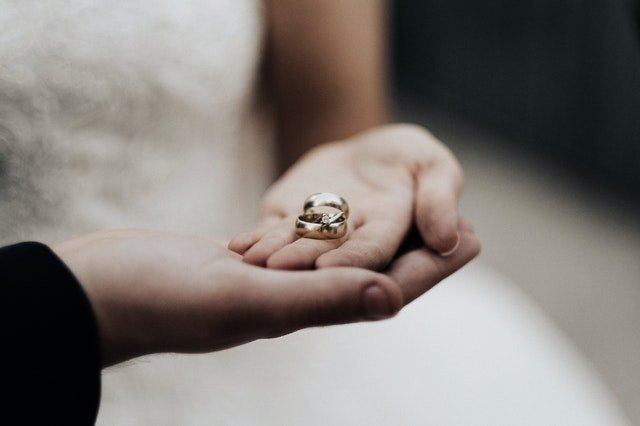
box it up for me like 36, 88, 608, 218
228, 230, 264, 255
315, 219, 408, 271
258, 267, 404, 335
386, 227, 480, 304
228, 216, 283, 254
415, 159, 464, 256
242, 219, 298, 267
266, 237, 345, 270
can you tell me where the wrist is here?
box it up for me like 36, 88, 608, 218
51, 239, 147, 366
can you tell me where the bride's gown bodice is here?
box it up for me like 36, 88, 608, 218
0, 0, 272, 246
0, 1, 629, 424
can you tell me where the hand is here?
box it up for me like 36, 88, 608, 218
229, 124, 468, 270
53, 226, 479, 367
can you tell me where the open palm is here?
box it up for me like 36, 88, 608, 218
55, 226, 479, 366
229, 124, 467, 271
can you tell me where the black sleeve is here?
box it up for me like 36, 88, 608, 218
1, 242, 101, 425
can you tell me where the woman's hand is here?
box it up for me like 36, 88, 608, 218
229, 124, 468, 271
53, 226, 479, 367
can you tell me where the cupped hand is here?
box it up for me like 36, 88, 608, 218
53, 225, 478, 367
229, 124, 466, 271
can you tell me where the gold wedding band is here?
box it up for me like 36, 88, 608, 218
295, 192, 349, 239
303, 192, 349, 220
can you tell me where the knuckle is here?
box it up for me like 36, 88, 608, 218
297, 241, 324, 258
337, 244, 387, 270
262, 234, 288, 246
231, 232, 252, 246
360, 242, 389, 269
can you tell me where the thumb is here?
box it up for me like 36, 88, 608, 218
387, 221, 481, 305
260, 268, 403, 334
415, 158, 464, 256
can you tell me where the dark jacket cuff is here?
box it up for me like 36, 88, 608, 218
1, 242, 101, 425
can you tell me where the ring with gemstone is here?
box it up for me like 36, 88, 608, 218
295, 192, 349, 239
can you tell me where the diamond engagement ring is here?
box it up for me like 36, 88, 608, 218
295, 193, 349, 239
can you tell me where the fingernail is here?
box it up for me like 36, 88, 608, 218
362, 286, 393, 319
439, 232, 460, 257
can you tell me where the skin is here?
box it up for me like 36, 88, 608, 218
234, 1, 466, 269
266, 0, 388, 171
53, 225, 479, 367
230, 124, 465, 269
47, 2, 480, 366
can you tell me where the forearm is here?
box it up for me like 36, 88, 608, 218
274, 91, 389, 172
266, 0, 390, 172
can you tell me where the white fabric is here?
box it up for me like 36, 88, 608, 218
0, 0, 272, 245
0, 1, 629, 424
98, 263, 629, 425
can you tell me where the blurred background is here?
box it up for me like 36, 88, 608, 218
391, 0, 640, 422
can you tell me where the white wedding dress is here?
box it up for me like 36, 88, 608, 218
0, 1, 629, 424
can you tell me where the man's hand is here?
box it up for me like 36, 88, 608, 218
53, 226, 479, 367
229, 124, 467, 271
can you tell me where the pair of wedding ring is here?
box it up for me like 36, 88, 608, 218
295, 193, 349, 239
